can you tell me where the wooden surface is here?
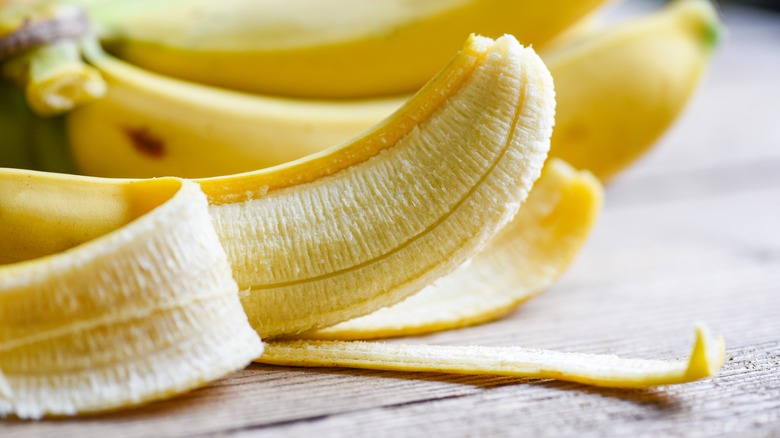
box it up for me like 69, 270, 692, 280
4, 2, 780, 437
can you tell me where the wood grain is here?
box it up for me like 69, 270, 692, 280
3, 1, 780, 436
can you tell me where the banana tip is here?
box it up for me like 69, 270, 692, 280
685, 323, 726, 381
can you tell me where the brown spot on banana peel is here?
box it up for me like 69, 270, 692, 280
124, 126, 166, 158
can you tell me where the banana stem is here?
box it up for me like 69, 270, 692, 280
2, 38, 106, 116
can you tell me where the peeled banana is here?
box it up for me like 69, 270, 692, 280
206, 34, 555, 338
81, 0, 608, 97
0, 175, 264, 418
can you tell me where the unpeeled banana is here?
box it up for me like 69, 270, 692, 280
54, 0, 720, 181
79, 0, 609, 97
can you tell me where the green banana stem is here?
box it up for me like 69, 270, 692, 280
0, 79, 34, 169
0, 78, 78, 173
3, 38, 106, 116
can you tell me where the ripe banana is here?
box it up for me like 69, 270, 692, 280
66, 40, 399, 178
207, 34, 555, 338
0, 175, 264, 418
547, 0, 721, 181
57, 0, 721, 181
80, 0, 608, 98
302, 159, 604, 340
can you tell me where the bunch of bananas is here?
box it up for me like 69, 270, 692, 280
0, 0, 725, 419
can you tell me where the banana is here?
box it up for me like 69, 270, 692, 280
547, 0, 721, 181
0, 175, 264, 418
207, 34, 555, 338
57, 0, 721, 180
66, 40, 399, 178
302, 159, 603, 340
80, 0, 608, 98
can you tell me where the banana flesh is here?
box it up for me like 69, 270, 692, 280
85, 0, 608, 97
0, 174, 263, 419
204, 35, 555, 338
303, 159, 603, 340
261, 325, 726, 389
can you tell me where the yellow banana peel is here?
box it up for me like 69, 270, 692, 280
263, 325, 726, 389
86, 0, 608, 97
58, 0, 723, 182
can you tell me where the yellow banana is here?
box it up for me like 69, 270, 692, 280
62, 0, 721, 181
82, 0, 608, 98
547, 0, 721, 181
67, 40, 399, 178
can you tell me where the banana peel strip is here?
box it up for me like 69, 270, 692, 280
302, 159, 603, 340
0, 175, 263, 419
261, 325, 725, 389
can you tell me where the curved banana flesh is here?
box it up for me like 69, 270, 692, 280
63, 0, 722, 181
0, 174, 263, 419
548, 0, 722, 181
204, 34, 555, 338
304, 159, 603, 340
86, 0, 607, 98
261, 325, 726, 389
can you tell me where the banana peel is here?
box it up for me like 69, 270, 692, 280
262, 325, 726, 389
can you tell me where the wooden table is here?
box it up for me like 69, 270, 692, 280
4, 1, 780, 436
